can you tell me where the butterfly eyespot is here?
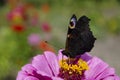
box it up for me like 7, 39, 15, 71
69, 18, 76, 29
67, 34, 70, 38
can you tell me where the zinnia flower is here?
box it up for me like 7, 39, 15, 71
17, 50, 120, 80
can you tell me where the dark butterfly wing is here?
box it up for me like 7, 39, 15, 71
62, 15, 96, 58
62, 14, 77, 57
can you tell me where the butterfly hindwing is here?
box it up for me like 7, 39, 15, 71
62, 15, 96, 58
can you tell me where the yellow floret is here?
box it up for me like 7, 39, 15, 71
59, 58, 89, 75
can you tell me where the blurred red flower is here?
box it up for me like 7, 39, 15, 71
11, 24, 25, 32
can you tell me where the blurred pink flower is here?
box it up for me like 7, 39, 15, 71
17, 50, 120, 80
28, 34, 40, 46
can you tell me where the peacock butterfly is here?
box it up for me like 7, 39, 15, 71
62, 14, 96, 58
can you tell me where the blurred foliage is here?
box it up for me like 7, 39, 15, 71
0, 0, 120, 80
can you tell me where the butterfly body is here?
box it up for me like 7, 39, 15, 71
62, 15, 96, 58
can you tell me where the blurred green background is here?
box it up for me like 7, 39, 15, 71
0, 0, 120, 80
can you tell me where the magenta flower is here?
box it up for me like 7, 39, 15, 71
28, 34, 40, 46
17, 50, 120, 80
41, 22, 51, 32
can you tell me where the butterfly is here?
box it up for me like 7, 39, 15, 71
62, 14, 96, 58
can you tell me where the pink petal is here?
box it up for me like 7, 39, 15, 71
37, 70, 52, 77
32, 54, 53, 77
58, 49, 67, 61
103, 76, 116, 80
52, 77, 63, 80
114, 75, 120, 80
24, 74, 52, 80
44, 51, 59, 76
84, 57, 109, 79
22, 64, 37, 75
103, 75, 120, 80
96, 67, 115, 79
17, 64, 37, 80
80, 52, 92, 61
25, 76, 39, 80
17, 71, 28, 80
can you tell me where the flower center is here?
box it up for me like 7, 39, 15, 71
58, 58, 89, 80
